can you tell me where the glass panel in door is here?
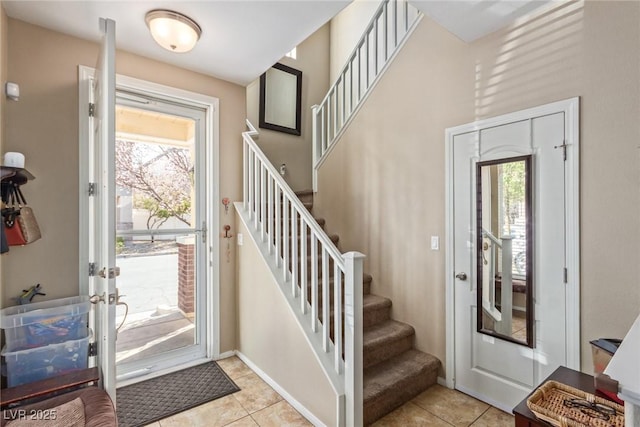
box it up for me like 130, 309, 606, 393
113, 101, 206, 382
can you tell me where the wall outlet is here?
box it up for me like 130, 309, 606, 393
237, 233, 243, 246
430, 236, 439, 250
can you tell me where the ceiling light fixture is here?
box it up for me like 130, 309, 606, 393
145, 10, 201, 53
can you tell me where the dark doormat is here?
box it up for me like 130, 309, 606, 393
116, 361, 240, 427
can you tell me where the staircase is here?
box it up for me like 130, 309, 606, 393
295, 190, 441, 425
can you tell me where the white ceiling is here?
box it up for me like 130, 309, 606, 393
412, 0, 552, 43
2, 0, 551, 86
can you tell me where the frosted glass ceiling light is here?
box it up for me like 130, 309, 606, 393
145, 10, 201, 53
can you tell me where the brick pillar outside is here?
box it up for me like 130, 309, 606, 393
177, 237, 195, 315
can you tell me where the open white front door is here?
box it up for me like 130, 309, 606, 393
80, 18, 117, 402
446, 98, 580, 412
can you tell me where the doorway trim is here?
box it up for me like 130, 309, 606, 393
78, 66, 221, 365
444, 97, 580, 388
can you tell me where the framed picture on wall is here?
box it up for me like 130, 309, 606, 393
259, 63, 302, 136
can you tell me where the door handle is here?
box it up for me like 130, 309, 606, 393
99, 266, 120, 279
455, 272, 468, 281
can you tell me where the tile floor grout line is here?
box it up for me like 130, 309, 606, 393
407, 401, 455, 426
468, 406, 491, 426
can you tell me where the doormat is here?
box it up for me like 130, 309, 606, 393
116, 362, 240, 427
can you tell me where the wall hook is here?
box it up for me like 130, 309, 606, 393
223, 225, 233, 238
222, 197, 231, 214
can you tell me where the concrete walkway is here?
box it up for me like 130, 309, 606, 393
114, 253, 194, 363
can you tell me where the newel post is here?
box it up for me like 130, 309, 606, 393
311, 104, 319, 192
344, 251, 365, 427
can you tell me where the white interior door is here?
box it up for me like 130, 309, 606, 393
446, 99, 580, 411
83, 18, 117, 402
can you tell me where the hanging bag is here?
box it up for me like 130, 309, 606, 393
2, 185, 26, 245
1, 183, 40, 246
14, 185, 41, 244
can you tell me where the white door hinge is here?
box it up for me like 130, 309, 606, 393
554, 140, 568, 161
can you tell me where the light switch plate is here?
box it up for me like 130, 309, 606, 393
430, 236, 439, 250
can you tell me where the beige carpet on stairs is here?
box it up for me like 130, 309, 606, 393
294, 190, 441, 425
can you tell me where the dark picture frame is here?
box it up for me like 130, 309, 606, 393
259, 63, 302, 136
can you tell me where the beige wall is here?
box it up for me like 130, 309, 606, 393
0, 5, 6, 286
329, 0, 379, 82
0, 5, 6, 153
235, 208, 338, 425
315, 1, 640, 373
1, 19, 246, 353
246, 23, 330, 192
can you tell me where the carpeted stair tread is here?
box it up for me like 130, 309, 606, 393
294, 189, 315, 205
290, 189, 442, 424
363, 320, 415, 368
363, 273, 372, 295
363, 294, 391, 311
364, 320, 414, 347
363, 294, 392, 327
363, 350, 440, 425
294, 189, 314, 197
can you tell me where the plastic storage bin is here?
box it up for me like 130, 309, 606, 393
0, 296, 90, 351
590, 338, 623, 404
1, 328, 91, 387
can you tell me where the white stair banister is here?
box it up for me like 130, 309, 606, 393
312, 0, 423, 191
241, 120, 365, 426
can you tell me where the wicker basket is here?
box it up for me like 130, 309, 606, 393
527, 380, 624, 427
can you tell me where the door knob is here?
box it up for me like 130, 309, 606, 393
455, 272, 468, 281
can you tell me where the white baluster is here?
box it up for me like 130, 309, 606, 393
283, 197, 289, 282
334, 265, 343, 373
267, 175, 273, 254
243, 141, 248, 210
311, 234, 318, 332
301, 222, 307, 314
248, 150, 254, 219
322, 248, 330, 352
291, 204, 298, 297
260, 165, 266, 241
253, 155, 259, 229
275, 186, 281, 266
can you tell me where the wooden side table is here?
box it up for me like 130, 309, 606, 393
513, 366, 608, 427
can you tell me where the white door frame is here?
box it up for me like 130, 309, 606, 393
444, 97, 580, 388
78, 67, 221, 368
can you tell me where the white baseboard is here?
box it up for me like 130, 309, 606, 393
216, 350, 236, 360
438, 376, 454, 389
234, 351, 326, 427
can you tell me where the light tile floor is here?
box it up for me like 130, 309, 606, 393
144, 356, 514, 426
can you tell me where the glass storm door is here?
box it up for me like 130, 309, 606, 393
84, 17, 117, 402
113, 92, 209, 384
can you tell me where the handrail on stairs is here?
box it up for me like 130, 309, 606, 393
311, 0, 423, 191
241, 120, 364, 427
